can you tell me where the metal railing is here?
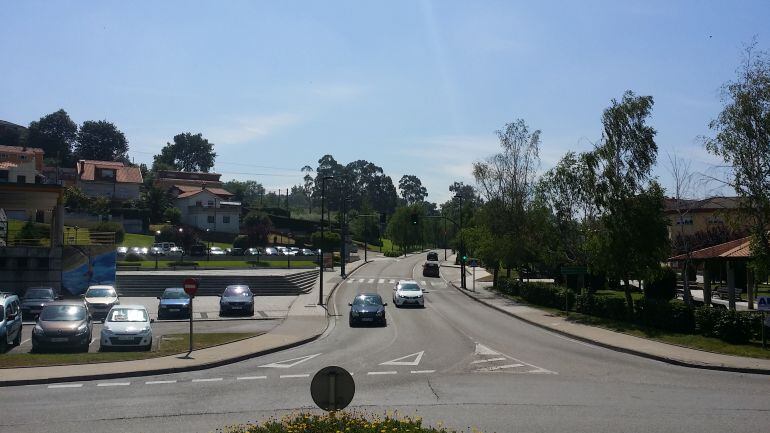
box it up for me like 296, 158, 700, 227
3, 229, 116, 247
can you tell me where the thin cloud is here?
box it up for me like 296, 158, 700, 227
205, 113, 300, 145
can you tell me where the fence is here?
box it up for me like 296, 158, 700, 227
3, 228, 116, 247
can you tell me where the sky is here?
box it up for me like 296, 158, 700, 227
2, 0, 769, 203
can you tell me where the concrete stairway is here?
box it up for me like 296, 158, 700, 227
115, 270, 319, 297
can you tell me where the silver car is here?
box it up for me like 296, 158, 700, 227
83, 285, 120, 320
100, 305, 153, 351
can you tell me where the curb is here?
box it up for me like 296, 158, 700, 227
0, 261, 374, 387
446, 280, 770, 376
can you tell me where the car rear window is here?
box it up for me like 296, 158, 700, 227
41, 305, 86, 321
162, 289, 189, 299
87, 288, 116, 298
224, 286, 251, 296
107, 308, 148, 322
25, 288, 54, 299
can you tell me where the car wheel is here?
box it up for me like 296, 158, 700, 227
349, 317, 355, 327
0, 336, 6, 353
144, 339, 152, 351
381, 318, 387, 326
12, 330, 21, 346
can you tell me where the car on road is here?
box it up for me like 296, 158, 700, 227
349, 293, 387, 326
423, 260, 440, 277
218, 285, 255, 316
20, 286, 58, 320
100, 305, 153, 351
83, 285, 120, 321
427, 251, 439, 261
157, 288, 191, 319
392, 280, 425, 308
31, 302, 92, 352
0, 293, 22, 352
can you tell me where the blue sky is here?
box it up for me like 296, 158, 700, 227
2, 0, 768, 203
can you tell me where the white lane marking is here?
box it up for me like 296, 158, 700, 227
358, 278, 365, 283
89, 338, 96, 346
380, 351, 424, 366
389, 279, 396, 283
476, 364, 524, 371
192, 378, 223, 382
378, 279, 385, 283
431, 282, 443, 287
48, 384, 82, 389
279, 374, 310, 378
367, 278, 375, 283
20, 338, 31, 345
146, 380, 176, 385
259, 353, 320, 368
421, 281, 427, 285
474, 343, 500, 356
410, 370, 435, 374
97, 382, 130, 387
237, 376, 267, 380
347, 280, 355, 284
470, 357, 508, 364
367, 371, 397, 375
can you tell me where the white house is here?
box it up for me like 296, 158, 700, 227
175, 188, 241, 234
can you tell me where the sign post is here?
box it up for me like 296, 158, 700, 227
183, 278, 198, 355
310, 366, 355, 412
758, 296, 770, 349
469, 259, 478, 292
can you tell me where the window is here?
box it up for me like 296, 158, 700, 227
223, 216, 230, 224
207, 215, 215, 224
195, 201, 203, 206
16, 175, 26, 183
0, 170, 8, 182
19, 155, 27, 160
0, 153, 7, 159
207, 200, 214, 207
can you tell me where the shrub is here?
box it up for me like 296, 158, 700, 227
575, 294, 628, 321
124, 252, 143, 262
93, 221, 125, 244
232, 235, 250, 249
635, 299, 694, 333
694, 306, 722, 337
714, 310, 753, 344
383, 251, 403, 258
163, 207, 182, 225
644, 266, 677, 300
223, 411, 460, 433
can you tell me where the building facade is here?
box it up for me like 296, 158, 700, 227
75, 160, 142, 201
0, 145, 44, 184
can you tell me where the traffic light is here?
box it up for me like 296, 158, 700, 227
410, 213, 418, 225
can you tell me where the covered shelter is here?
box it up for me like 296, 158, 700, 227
668, 236, 756, 310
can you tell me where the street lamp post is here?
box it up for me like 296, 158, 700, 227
178, 227, 185, 264
154, 230, 161, 270
206, 228, 211, 262
454, 194, 466, 290
319, 176, 334, 306
340, 195, 352, 278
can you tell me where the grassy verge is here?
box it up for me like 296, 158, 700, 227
224, 411, 462, 433
491, 289, 770, 359
118, 260, 318, 269
0, 332, 257, 368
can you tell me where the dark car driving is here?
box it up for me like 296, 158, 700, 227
21, 287, 58, 320
427, 251, 439, 261
156, 288, 191, 319
218, 285, 254, 316
423, 260, 440, 277
32, 302, 93, 352
348, 293, 387, 327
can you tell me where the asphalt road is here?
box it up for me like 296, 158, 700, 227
0, 254, 768, 433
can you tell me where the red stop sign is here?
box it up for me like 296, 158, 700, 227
183, 278, 198, 297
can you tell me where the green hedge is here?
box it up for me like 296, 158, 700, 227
575, 294, 628, 321
384, 251, 403, 258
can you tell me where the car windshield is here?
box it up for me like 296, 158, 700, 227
41, 305, 86, 321
86, 288, 116, 298
224, 287, 251, 296
353, 296, 382, 306
25, 288, 54, 299
399, 284, 421, 291
162, 289, 189, 299
107, 308, 147, 322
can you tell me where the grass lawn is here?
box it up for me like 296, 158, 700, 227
119, 259, 318, 269
0, 332, 257, 368
380, 238, 396, 252
491, 288, 770, 359
122, 233, 154, 247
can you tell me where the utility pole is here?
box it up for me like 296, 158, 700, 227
455, 194, 466, 290
319, 176, 334, 305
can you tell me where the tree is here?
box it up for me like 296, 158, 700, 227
153, 132, 216, 172
301, 165, 314, 213
587, 91, 667, 312
27, 109, 78, 165
398, 175, 428, 205
386, 205, 424, 253
163, 207, 182, 225
243, 211, 273, 247
705, 41, 770, 309
223, 180, 264, 204
666, 153, 699, 305
141, 185, 172, 223
75, 120, 129, 162
0, 124, 25, 147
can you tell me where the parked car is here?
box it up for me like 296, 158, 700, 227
393, 280, 425, 308
188, 243, 207, 256
82, 285, 120, 321
20, 287, 58, 320
129, 246, 147, 256
228, 247, 245, 256
152, 242, 176, 252
148, 246, 164, 256
116, 246, 128, 256
264, 247, 280, 256
422, 260, 440, 277
0, 293, 22, 352
300, 248, 316, 256
218, 285, 255, 316
245, 247, 263, 256
348, 293, 387, 326
100, 305, 153, 351
32, 302, 92, 352
166, 246, 184, 257
157, 288, 191, 319
209, 246, 227, 256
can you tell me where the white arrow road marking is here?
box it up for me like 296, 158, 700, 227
259, 353, 321, 368
470, 357, 507, 364
474, 343, 500, 356
380, 351, 424, 366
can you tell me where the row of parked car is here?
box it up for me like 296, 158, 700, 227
0, 284, 259, 353
117, 243, 319, 258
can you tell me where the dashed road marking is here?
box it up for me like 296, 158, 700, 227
97, 382, 130, 387
237, 376, 267, 380
347, 280, 355, 284
367, 278, 375, 283
192, 378, 223, 383
389, 279, 396, 283
146, 380, 176, 385
410, 370, 435, 374
358, 278, 365, 283
48, 384, 82, 389
378, 278, 385, 283
367, 371, 398, 375
421, 280, 427, 285
279, 374, 310, 378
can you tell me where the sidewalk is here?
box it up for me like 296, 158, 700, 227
440, 256, 770, 375
0, 259, 371, 386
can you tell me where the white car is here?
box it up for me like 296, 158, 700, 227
82, 285, 120, 321
392, 280, 425, 308
100, 305, 153, 351
209, 246, 227, 256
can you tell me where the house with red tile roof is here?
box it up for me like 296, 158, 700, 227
0, 145, 45, 184
75, 160, 143, 201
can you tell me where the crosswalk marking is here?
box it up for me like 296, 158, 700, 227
359, 278, 365, 283
367, 278, 375, 283
421, 280, 427, 285
347, 280, 354, 284
389, 279, 396, 283
378, 278, 385, 283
